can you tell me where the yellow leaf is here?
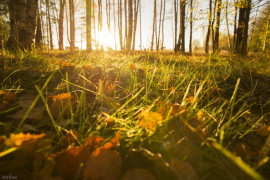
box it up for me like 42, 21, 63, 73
5, 133, 45, 147
138, 110, 163, 132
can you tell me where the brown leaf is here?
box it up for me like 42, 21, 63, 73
121, 168, 156, 180
82, 149, 122, 180
48, 93, 76, 117
51, 145, 90, 180
256, 125, 270, 137
170, 159, 198, 180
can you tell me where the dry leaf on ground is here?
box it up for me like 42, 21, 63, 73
170, 159, 198, 180
138, 110, 163, 132
121, 168, 156, 180
82, 149, 122, 180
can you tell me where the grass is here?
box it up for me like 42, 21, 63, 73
0, 49, 270, 179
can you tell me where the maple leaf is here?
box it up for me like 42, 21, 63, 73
138, 110, 163, 132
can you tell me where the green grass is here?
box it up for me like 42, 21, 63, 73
0, 50, 270, 179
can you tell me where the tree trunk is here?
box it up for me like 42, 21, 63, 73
213, 0, 221, 53
124, 0, 127, 48
262, 13, 270, 52
151, 0, 157, 50
118, 0, 123, 49
189, 0, 193, 54
35, 6, 42, 47
86, 0, 92, 51
205, 0, 212, 54
69, 0, 75, 51
235, 0, 251, 55
175, 0, 186, 53
174, 0, 178, 50
225, 0, 231, 51
46, 0, 53, 49
59, 0, 65, 50
161, 0, 166, 50
157, 0, 163, 51
132, 0, 139, 50
127, 0, 133, 50
233, 0, 238, 50
7, 0, 39, 51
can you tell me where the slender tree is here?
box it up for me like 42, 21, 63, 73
132, 0, 140, 50
86, 0, 92, 50
213, 0, 221, 53
233, 0, 238, 50
127, 0, 133, 50
69, 0, 75, 51
157, 0, 163, 51
46, 0, 53, 49
174, 0, 178, 49
189, 0, 193, 53
124, 0, 127, 48
151, 0, 157, 50
175, 0, 186, 53
225, 0, 232, 50
59, 0, 65, 50
118, 0, 123, 49
161, 0, 166, 50
205, 0, 212, 53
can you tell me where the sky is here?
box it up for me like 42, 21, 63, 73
51, 0, 268, 50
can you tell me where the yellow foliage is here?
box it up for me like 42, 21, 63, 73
138, 110, 163, 132
5, 133, 45, 147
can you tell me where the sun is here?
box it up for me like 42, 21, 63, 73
98, 27, 116, 50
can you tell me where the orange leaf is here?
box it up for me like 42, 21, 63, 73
83, 65, 92, 70
5, 133, 45, 147
3, 92, 16, 102
186, 96, 198, 103
130, 64, 136, 69
197, 110, 204, 122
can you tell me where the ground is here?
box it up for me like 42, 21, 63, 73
0, 50, 270, 180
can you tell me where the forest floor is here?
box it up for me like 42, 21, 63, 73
0, 50, 270, 180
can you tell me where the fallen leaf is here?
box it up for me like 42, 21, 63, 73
3, 92, 16, 102
5, 133, 45, 147
51, 145, 90, 180
197, 110, 204, 122
130, 64, 136, 69
186, 96, 198, 103
48, 93, 75, 117
138, 110, 163, 132
170, 159, 198, 180
82, 149, 122, 180
121, 168, 156, 180
256, 125, 270, 137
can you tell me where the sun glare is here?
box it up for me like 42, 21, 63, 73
98, 28, 116, 50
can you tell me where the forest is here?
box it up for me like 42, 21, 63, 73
0, 0, 270, 179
